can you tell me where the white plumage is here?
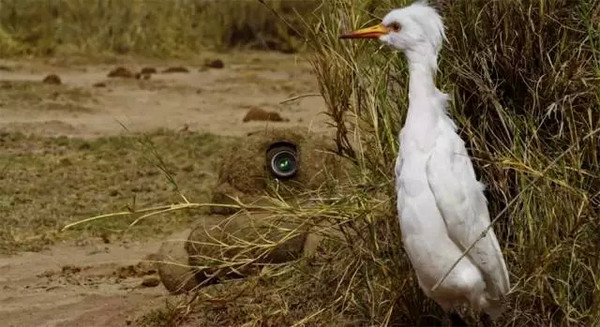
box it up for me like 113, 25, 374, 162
341, 2, 510, 320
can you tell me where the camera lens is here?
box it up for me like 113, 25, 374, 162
267, 145, 298, 179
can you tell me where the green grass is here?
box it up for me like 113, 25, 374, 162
0, 130, 229, 253
0, 80, 94, 112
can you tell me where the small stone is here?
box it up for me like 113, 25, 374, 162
162, 66, 189, 73
140, 67, 157, 75
107, 67, 134, 78
43, 74, 62, 85
204, 59, 224, 69
61, 265, 82, 275
141, 277, 160, 288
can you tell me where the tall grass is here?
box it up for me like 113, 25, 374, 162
0, 0, 317, 57
305, 0, 600, 325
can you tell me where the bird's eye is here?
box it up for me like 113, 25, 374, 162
389, 22, 401, 32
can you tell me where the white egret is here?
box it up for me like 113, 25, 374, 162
341, 2, 510, 324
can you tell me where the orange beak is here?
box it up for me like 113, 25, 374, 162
339, 24, 389, 39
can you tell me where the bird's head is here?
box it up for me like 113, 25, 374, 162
340, 2, 445, 59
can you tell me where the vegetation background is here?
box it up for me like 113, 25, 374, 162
305, 0, 600, 326
1, 0, 599, 326
0, 0, 314, 56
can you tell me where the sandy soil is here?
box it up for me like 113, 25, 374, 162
0, 52, 330, 138
0, 239, 165, 327
0, 52, 330, 326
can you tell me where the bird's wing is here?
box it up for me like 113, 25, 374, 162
425, 128, 510, 299
394, 147, 404, 193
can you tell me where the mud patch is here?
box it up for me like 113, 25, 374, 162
243, 107, 287, 122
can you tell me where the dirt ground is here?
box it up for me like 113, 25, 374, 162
0, 239, 165, 327
0, 52, 329, 138
0, 52, 331, 326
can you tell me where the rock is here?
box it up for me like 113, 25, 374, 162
186, 212, 309, 283
157, 229, 199, 294
140, 67, 157, 75
242, 107, 287, 122
107, 67, 134, 78
134, 73, 150, 80
43, 74, 61, 85
137, 253, 160, 275
162, 66, 189, 73
141, 277, 160, 288
61, 265, 82, 275
204, 59, 224, 69
93, 82, 107, 88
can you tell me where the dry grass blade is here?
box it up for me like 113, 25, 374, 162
61, 202, 239, 231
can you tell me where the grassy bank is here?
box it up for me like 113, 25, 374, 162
0, 130, 228, 253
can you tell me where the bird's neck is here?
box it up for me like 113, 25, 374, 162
402, 53, 447, 147
407, 53, 438, 102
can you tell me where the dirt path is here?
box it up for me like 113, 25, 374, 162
0, 239, 166, 327
0, 52, 330, 326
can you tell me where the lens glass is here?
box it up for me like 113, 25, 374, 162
271, 150, 297, 178
276, 155, 293, 173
